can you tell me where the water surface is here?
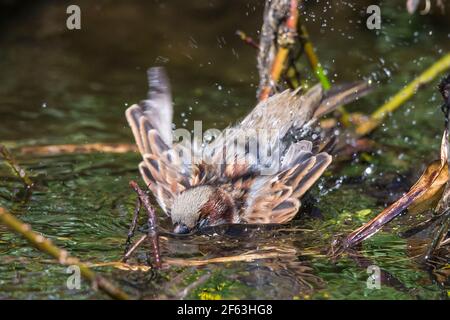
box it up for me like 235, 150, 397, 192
0, 0, 449, 299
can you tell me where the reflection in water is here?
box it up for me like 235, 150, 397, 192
110, 224, 325, 299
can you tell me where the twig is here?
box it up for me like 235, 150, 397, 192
259, 0, 299, 101
356, 53, 450, 136
18, 143, 137, 156
93, 246, 296, 270
0, 206, 130, 300
340, 133, 448, 250
164, 248, 294, 266
129, 181, 162, 268
236, 30, 259, 49
424, 209, 450, 259
122, 234, 147, 262
123, 198, 142, 256
0, 144, 33, 188
237, 28, 300, 89
335, 73, 450, 255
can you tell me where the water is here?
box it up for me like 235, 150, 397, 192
0, 0, 449, 299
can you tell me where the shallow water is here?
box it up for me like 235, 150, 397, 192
0, 0, 449, 299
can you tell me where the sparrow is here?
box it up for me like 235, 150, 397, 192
126, 67, 370, 234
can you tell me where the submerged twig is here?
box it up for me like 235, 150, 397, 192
93, 246, 296, 270
164, 247, 295, 266
0, 206, 130, 300
339, 130, 448, 251
0, 144, 33, 188
122, 234, 147, 262
336, 73, 450, 254
123, 198, 142, 256
356, 53, 450, 136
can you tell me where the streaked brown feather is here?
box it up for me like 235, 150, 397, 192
243, 152, 332, 224
125, 68, 186, 216
292, 153, 331, 198
126, 67, 372, 228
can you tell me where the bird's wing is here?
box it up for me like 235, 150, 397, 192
206, 81, 370, 175
126, 67, 259, 214
242, 81, 371, 137
126, 67, 189, 215
240, 86, 322, 137
242, 149, 331, 224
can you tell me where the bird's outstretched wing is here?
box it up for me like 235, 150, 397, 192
126, 69, 256, 214
240, 81, 371, 223
203, 81, 370, 175
242, 81, 371, 140
125, 67, 189, 215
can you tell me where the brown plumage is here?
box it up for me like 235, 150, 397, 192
126, 67, 370, 234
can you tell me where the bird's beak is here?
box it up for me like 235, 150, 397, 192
173, 224, 190, 234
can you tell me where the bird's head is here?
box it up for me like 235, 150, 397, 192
170, 185, 235, 234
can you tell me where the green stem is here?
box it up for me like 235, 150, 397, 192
0, 206, 130, 300
297, 12, 351, 126
297, 20, 331, 90
356, 53, 450, 136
